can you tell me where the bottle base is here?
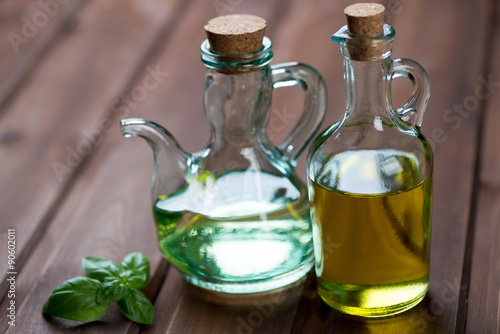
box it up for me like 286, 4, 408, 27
158, 218, 314, 294
317, 278, 428, 317
180, 259, 314, 294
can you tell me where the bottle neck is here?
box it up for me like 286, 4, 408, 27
343, 55, 392, 123
203, 66, 272, 144
201, 37, 273, 145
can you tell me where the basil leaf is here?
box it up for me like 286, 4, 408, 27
42, 277, 109, 322
117, 288, 154, 325
120, 252, 150, 288
96, 277, 129, 304
82, 256, 122, 282
121, 253, 149, 277
119, 269, 148, 289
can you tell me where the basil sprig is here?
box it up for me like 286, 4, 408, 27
42, 252, 154, 324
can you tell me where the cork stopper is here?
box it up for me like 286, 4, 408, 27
204, 14, 266, 54
345, 3, 385, 36
343, 3, 387, 61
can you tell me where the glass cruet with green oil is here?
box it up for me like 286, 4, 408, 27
120, 14, 326, 293
307, 4, 432, 316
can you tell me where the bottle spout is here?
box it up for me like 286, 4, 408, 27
120, 118, 186, 151
120, 118, 189, 199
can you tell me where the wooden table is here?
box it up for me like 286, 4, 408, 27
1, 0, 499, 333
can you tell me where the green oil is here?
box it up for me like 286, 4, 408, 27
153, 170, 314, 293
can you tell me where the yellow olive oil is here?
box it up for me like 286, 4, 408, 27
309, 149, 432, 317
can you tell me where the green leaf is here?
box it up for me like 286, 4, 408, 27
42, 252, 154, 325
117, 288, 154, 325
119, 270, 148, 289
96, 277, 129, 304
120, 252, 150, 288
121, 252, 149, 276
82, 256, 122, 282
42, 277, 109, 322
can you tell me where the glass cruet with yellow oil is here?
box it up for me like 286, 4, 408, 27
307, 3, 432, 316
120, 14, 327, 293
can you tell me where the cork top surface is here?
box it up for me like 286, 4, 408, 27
344, 3, 385, 18
344, 3, 385, 37
204, 14, 266, 54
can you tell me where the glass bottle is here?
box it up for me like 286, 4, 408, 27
121, 15, 327, 294
307, 4, 432, 316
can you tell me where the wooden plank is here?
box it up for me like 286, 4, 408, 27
0, 0, 88, 110
142, 0, 376, 333
269, 0, 348, 180
285, 0, 492, 332
0, 0, 187, 329
2, 0, 291, 332
2, 0, 493, 333
466, 0, 500, 331
127, 1, 315, 333
3, 134, 162, 333
392, 1, 494, 332
147, 270, 304, 334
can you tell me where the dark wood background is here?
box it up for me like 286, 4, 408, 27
0, 0, 499, 333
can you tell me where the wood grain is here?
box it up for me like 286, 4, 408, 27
0, 0, 497, 332
4, 135, 158, 333
0, 0, 88, 111
3, 0, 287, 332
387, 0, 491, 332
466, 0, 500, 331
0, 0, 186, 331
148, 270, 304, 334
283, 0, 492, 332
122, 0, 308, 333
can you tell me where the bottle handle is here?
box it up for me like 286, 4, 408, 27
270, 62, 327, 166
391, 58, 431, 128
